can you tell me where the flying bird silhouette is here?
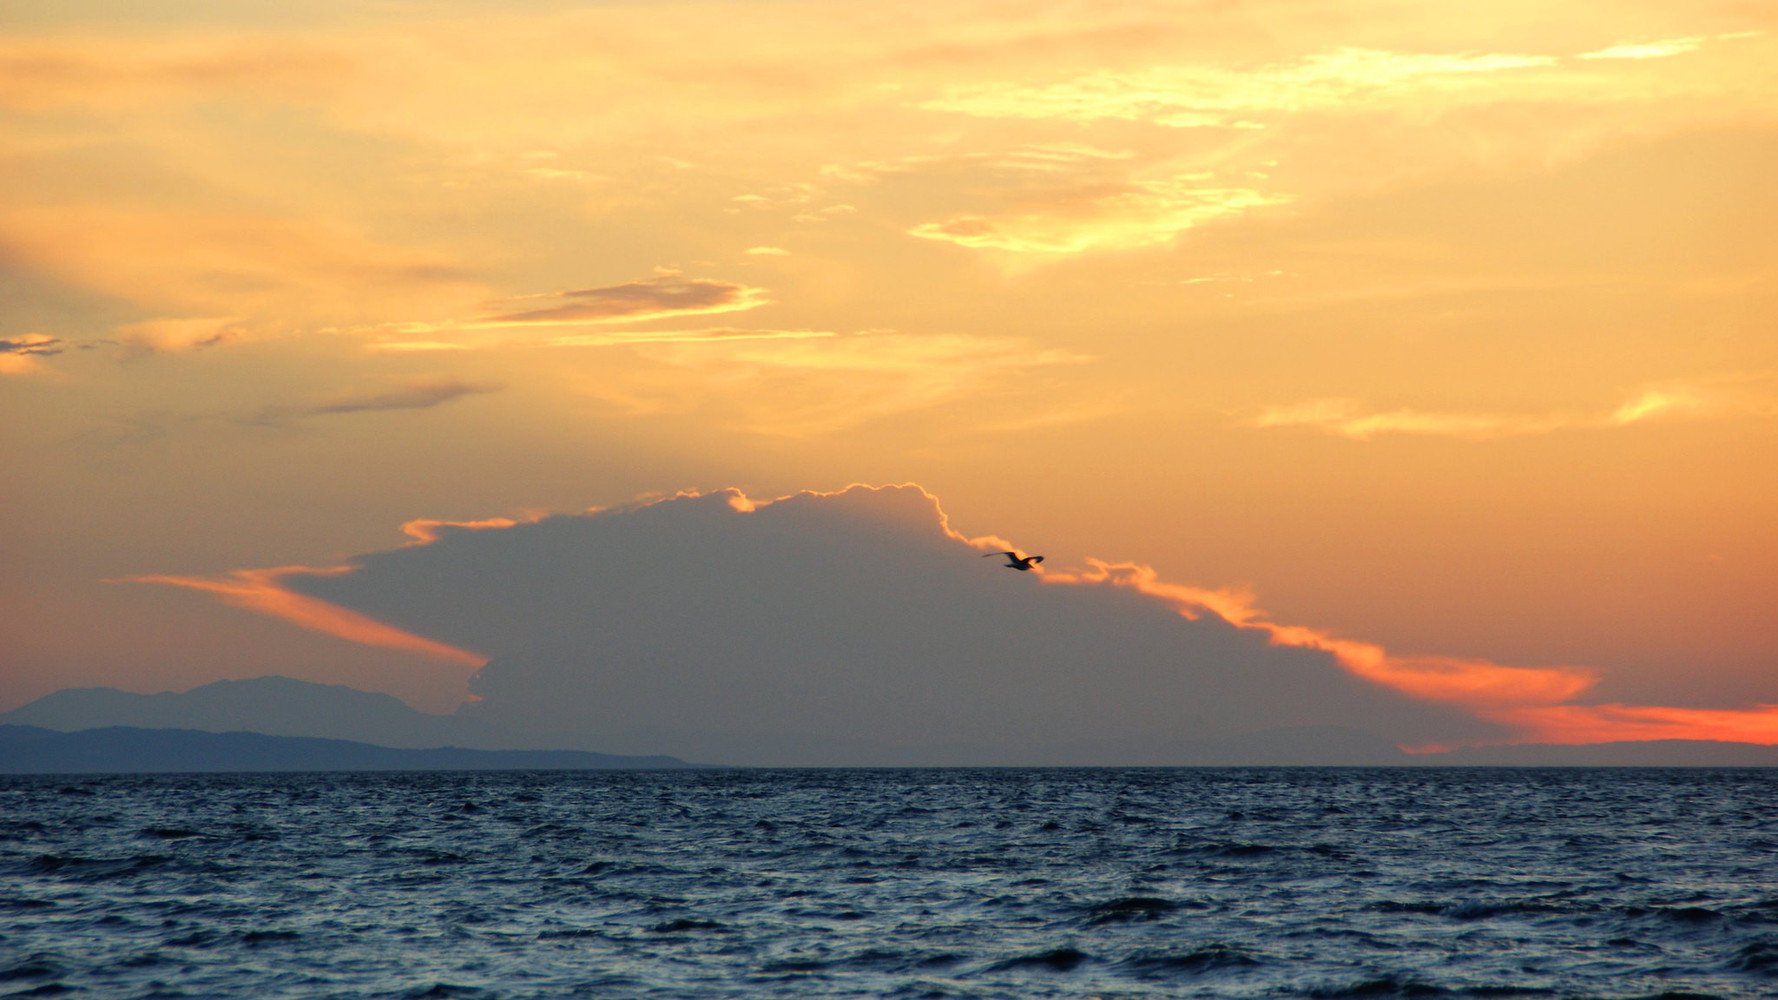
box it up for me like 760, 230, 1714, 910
983, 551, 1044, 571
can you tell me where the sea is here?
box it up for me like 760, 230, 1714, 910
2, 768, 1776, 999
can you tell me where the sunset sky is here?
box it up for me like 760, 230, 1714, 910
4, 1, 1775, 751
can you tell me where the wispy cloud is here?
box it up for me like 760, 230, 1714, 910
364, 340, 470, 353
923, 46, 1558, 128
115, 316, 247, 356
1578, 37, 1709, 61
124, 565, 486, 667
908, 176, 1287, 254
1253, 376, 1778, 441
398, 516, 535, 546
0, 333, 65, 375
816, 143, 1284, 256
475, 274, 771, 327
570, 332, 1090, 435
823, 143, 1136, 183
250, 377, 499, 424
0, 333, 65, 356
0, 204, 480, 322
1574, 31, 1766, 62
0, 34, 350, 112
548, 327, 836, 348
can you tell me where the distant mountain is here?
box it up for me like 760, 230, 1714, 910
0, 725, 692, 774
4, 678, 1774, 767
0, 676, 461, 748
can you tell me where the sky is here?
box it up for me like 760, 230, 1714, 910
3, 1, 1775, 754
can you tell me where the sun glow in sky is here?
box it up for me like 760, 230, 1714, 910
4, 1, 1775, 750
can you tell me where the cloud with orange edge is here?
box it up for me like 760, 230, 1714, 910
128, 485, 1778, 759
144, 484, 1497, 762
1039, 559, 1599, 709
1486, 703, 1778, 746
1038, 556, 1778, 749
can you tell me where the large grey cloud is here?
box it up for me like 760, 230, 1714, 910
290, 485, 1496, 764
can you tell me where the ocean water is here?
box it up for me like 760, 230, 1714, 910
2, 768, 1775, 999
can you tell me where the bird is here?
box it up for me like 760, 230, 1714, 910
983, 551, 1044, 571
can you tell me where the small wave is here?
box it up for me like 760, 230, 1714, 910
161, 930, 219, 949
397, 848, 469, 866
3, 984, 77, 997
0, 955, 61, 983
1370, 900, 1447, 916
405, 983, 487, 998
987, 946, 1093, 972
138, 827, 207, 840
239, 929, 301, 946
1185, 841, 1278, 858
1621, 904, 1727, 925
758, 958, 829, 974
119, 952, 168, 969
827, 948, 960, 972
648, 918, 726, 933
1443, 900, 1571, 922
1729, 938, 1778, 976
1120, 944, 1261, 976
1084, 896, 1177, 924
1370, 898, 1575, 922
1306, 972, 1453, 997
30, 853, 169, 880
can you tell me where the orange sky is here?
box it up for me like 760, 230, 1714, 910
3, 1, 1775, 746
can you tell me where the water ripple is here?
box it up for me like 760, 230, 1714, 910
1, 768, 1774, 997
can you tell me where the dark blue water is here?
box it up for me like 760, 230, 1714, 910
3, 768, 1776, 999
